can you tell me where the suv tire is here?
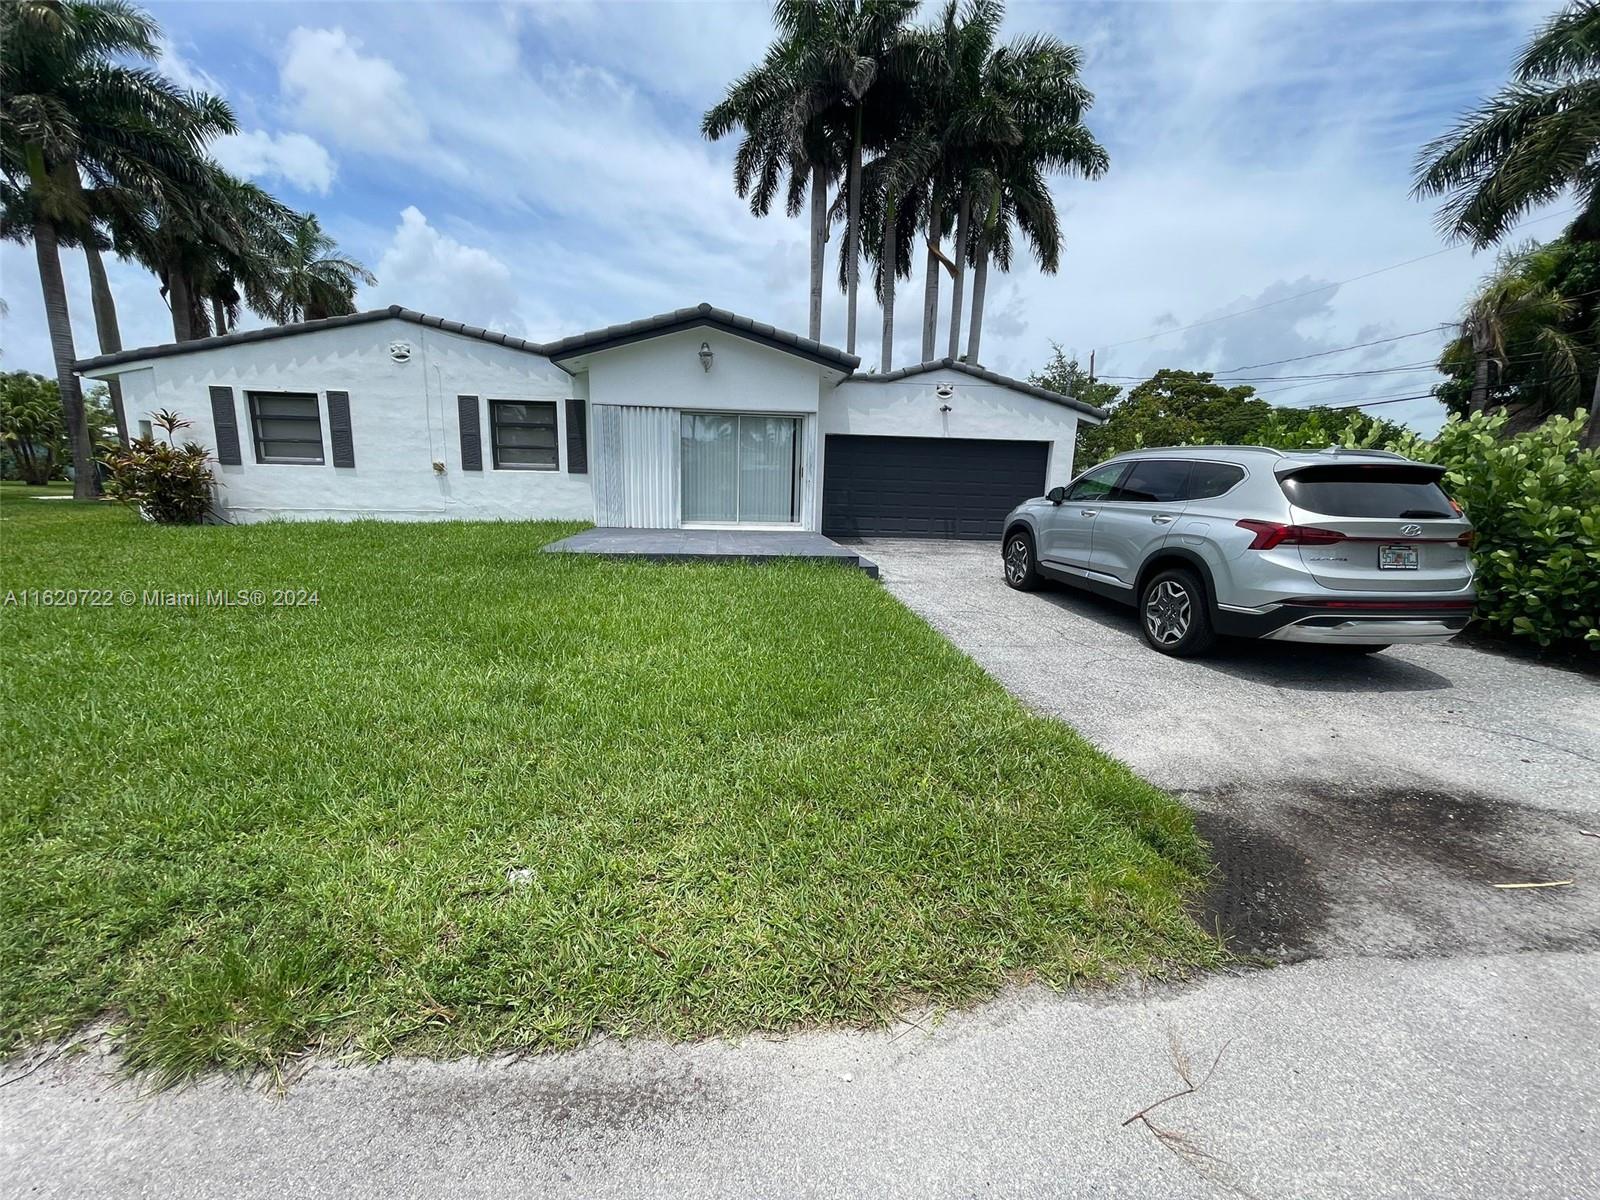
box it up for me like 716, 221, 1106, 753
1003, 529, 1041, 591
1139, 567, 1217, 657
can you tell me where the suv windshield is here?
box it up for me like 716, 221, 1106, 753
1280, 464, 1454, 518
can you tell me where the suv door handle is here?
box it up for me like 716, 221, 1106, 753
1079, 508, 1099, 517
1151, 514, 1176, 524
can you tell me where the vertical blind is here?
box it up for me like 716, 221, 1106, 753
680, 413, 796, 524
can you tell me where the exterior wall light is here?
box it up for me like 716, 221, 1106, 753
698, 341, 714, 371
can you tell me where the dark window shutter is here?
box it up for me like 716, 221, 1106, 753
327, 391, 355, 468
565, 398, 588, 474
209, 386, 242, 465
458, 395, 482, 471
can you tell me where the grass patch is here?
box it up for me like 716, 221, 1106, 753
0, 495, 1220, 1084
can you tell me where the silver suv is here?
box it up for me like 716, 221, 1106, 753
1000, 446, 1476, 657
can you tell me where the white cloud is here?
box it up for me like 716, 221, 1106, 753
155, 34, 223, 95
280, 28, 429, 153
364, 206, 525, 332
211, 129, 336, 195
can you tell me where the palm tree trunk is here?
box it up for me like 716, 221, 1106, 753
168, 268, 195, 342
845, 108, 863, 355
921, 196, 941, 364
880, 190, 896, 373
212, 295, 228, 337
946, 194, 969, 360
809, 164, 826, 342
82, 243, 129, 448
967, 236, 991, 366
1584, 366, 1600, 451
1469, 326, 1491, 414
33, 218, 99, 500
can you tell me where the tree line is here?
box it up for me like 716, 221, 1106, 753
1, 0, 374, 499
702, 0, 1106, 373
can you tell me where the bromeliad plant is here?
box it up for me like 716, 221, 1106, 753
103, 409, 215, 523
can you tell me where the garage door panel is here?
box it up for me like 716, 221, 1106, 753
821, 435, 1048, 540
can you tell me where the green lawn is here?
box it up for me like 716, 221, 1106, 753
0, 494, 1220, 1084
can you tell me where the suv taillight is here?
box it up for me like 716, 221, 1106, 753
1456, 529, 1475, 548
1236, 519, 1346, 550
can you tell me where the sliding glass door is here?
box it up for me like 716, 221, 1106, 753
681, 413, 799, 525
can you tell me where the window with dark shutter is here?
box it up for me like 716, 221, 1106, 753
209, 386, 242, 465
458, 395, 483, 471
247, 391, 324, 464
489, 400, 559, 470
565, 397, 588, 474
326, 391, 355, 468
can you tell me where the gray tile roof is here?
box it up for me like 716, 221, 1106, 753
541, 302, 860, 371
75, 301, 860, 375
74, 306, 549, 373
852, 357, 1107, 420
72, 304, 1089, 422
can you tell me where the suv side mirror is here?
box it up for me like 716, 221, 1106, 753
1047, 486, 1067, 505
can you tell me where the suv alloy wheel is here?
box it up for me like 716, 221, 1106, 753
1139, 568, 1216, 656
1003, 530, 1040, 590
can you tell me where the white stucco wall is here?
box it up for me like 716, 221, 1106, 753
822, 372, 1085, 494
94, 319, 593, 523
578, 328, 835, 416
575, 328, 834, 530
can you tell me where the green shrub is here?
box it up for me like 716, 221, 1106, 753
1363, 410, 1599, 651
104, 436, 217, 525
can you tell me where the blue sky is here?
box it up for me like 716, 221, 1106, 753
0, 0, 1565, 433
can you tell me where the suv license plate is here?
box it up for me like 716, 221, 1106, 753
1379, 544, 1419, 570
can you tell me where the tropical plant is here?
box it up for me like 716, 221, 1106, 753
103, 429, 215, 523
0, 370, 64, 483
1414, 2, 1600, 248
1359, 409, 1599, 650
0, 0, 234, 498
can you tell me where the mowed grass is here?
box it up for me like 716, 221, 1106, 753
0, 491, 1220, 1084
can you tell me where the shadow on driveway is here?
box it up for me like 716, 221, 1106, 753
1028, 581, 1455, 693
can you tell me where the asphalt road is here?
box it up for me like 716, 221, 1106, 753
4, 540, 1597, 1199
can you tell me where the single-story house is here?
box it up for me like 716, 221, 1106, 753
76, 303, 1105, 539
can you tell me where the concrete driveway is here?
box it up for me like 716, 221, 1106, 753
4, 540, 1597, 1200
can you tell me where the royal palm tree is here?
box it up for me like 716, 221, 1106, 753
1415, 2, 1600, 247
0, 0, 234, 497
959, 34, 1106, 364
704, 34, 843, 342
705, 0, 916, 353
271, 213, 375, 323
905, 0, 1010, 364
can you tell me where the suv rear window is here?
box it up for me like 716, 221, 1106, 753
1185, 461, 1245, 499
1280, 465, 1453, 518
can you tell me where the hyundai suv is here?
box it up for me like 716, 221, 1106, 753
1000, 446, 1476, 657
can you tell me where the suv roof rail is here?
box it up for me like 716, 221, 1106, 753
1109, 444, 1289, 458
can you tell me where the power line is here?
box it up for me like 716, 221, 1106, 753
1092, 206, 1576, 354
1215, 325, 1453, 373
1094, 359, 1447, 383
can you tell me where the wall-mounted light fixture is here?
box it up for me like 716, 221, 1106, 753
698, 341, 714, 372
